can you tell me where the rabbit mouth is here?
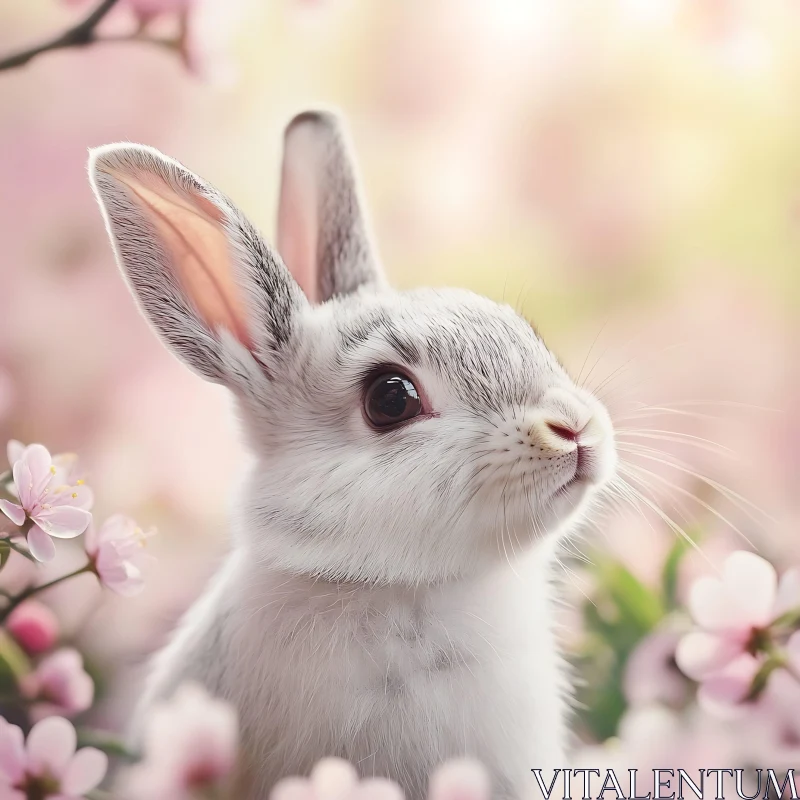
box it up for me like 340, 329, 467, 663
575, 443, 602, 482
552, 471, 589, 501
553, 471, 591, 500
554, 438, 612, 490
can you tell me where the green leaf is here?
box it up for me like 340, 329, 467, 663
662, 540, 687, 610
602, 561, 664, 633
0, 541, 9, 572
661, 532, 702, 610
573, 553, 669, 740
0, 631, 31, 684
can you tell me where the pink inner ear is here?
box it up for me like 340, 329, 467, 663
277, 132, 321, 304
107, 169, 253, 349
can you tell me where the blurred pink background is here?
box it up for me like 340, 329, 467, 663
0, 0, 797, 754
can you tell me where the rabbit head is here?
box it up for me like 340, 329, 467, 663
90, 111, 616, 586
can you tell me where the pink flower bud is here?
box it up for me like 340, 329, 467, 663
430, 760, 491, 800
120, 683, 238, 800
6, 601, 59, 655
20, 648, 94, 721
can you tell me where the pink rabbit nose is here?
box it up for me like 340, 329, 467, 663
545, 421, 582, 443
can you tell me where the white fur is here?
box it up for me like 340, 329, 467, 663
135, 287, 616, 799
142, 540, 570, 800
89, 113, 617, 800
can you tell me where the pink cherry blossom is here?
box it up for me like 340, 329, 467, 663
676, 551, 800, 680
696, 653, 762, 719
85, 514, 154, 597
178, 0, 243, 86
271, 759, 361, 800
0, 715, 107, 799
0, 443, 92, 563
119, 683, 238, 800
429, 760, 491, 800
6, 441, 93, 510
6, 601, 59, 656
623, 628, 689, 708
61, 0, 235, 84
20, 648, 94, 721
270, 758, 489, 800
272, 759, 405, 800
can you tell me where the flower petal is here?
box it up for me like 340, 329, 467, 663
697, 653, 761, 717
61, 748, 108, 795
675, 631, 743, 680
26, 717, 76, 777
25, 649, 94, 717
0, 719, 25, 784
0, 500, 25, 527
623, 629, 687, 707
688, 576, 741, 631
352, 779, 405, 800
6, 440, 25, 467
51, 453, 79, 486
271, 778, 316, 800
73, 485, 93, 511
34, 507, 91, 539
11, 459, 34, 510
103, 562, 144, 597
21, 445, 53, 499
50, 485, 94, 513
27, 526, 56, 563
430, 760, 491, 800
724, 551, 777, 627
311, 758, 358, 800
774, 568, 800, 618
95, 514, 132, 544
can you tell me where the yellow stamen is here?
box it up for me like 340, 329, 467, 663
77, 479, 85, 486
49, 466, 56, 475
71, 492, 78, 499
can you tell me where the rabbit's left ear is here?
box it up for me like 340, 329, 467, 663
277, 111, 387, 304
89, 143, 308, 385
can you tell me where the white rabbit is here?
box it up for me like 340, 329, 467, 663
89, 111, 617, 800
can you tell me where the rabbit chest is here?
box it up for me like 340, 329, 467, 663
199, 550, 570, 800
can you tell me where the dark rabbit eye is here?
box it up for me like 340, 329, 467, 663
364, 372, 422, 428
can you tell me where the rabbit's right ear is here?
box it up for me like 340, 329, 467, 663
89, 144, 308, 385
277, 111, 387, 304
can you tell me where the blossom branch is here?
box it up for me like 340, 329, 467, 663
3, 538, 35, 562
0, 0, 121, 72
0, 563, 94, 624
0, 0, 178, 73
78, 727, 140, 761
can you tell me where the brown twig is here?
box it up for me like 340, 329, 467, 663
0, 563, 95, 623
0, 0, 174, 73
